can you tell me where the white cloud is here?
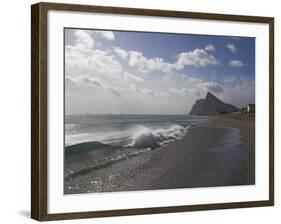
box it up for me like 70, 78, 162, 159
128, 51, 173, 73
65, 46, 122, 75
227, 43, 237, 53
86, 50, 122, 73
124, 72, 144, 83
165, 76, 223, 99
130, 84, 155, 96
113, 47, 128, 59
65, 75, 152, 99
66, 76, 103, 88
145, 57, 173, 73
127, 48, 219, 73
224, 76, 236, 83
175, 49, 219, 69
220, 75, 255, 108
229, 60, 244, 67
200, 82, 223, 93
142, 89, 154, 96
187, 78, 223, 97
74, 30, 94, 49
65, 75, 125, 99
79, 76, 103, 87
205, 44, 216, 52
93, 31, 115, 41
169, 87, 187, 95
224, 75, 253, 87
65, 29, 122, 76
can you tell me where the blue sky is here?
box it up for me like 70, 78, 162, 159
115, 31, 255, 82
65, 28, 255, 114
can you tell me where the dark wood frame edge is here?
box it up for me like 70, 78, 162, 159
31, 2, 274, 221
31, 3, 48, 221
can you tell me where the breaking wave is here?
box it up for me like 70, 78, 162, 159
127, 124, 190, 149
65, 124, 190, 180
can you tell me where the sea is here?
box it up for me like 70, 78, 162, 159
65, 114, 210, 148
64, 114, 210, 184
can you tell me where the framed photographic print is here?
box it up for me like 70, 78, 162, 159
31, 2, 274, 221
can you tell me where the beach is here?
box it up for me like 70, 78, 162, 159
212, 113, 255, 184
64, 113, 255, 194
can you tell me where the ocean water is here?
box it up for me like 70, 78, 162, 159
65, 114, 209, 147
64, 114, 210, 183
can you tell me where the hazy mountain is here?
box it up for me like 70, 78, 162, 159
189, 92, 238, 115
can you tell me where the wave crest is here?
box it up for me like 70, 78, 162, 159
127, 124, 189, 148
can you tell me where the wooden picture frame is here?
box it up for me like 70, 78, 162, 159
31, 2, 274, 221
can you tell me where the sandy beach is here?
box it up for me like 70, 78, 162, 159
64, 113, 255, 194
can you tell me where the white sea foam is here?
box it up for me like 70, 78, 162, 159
127, 124, 190, 148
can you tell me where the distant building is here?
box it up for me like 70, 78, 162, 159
247, 104, 255, 113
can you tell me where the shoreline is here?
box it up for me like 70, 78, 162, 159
211, 113, 255, 184
65, 113, 255, 194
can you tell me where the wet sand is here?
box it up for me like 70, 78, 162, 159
65, 113, 255, 194
212, 113, 255, 184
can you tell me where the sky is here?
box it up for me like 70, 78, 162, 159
65, 28, 255, 115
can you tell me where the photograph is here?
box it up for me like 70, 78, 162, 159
64, 28, 255, 194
